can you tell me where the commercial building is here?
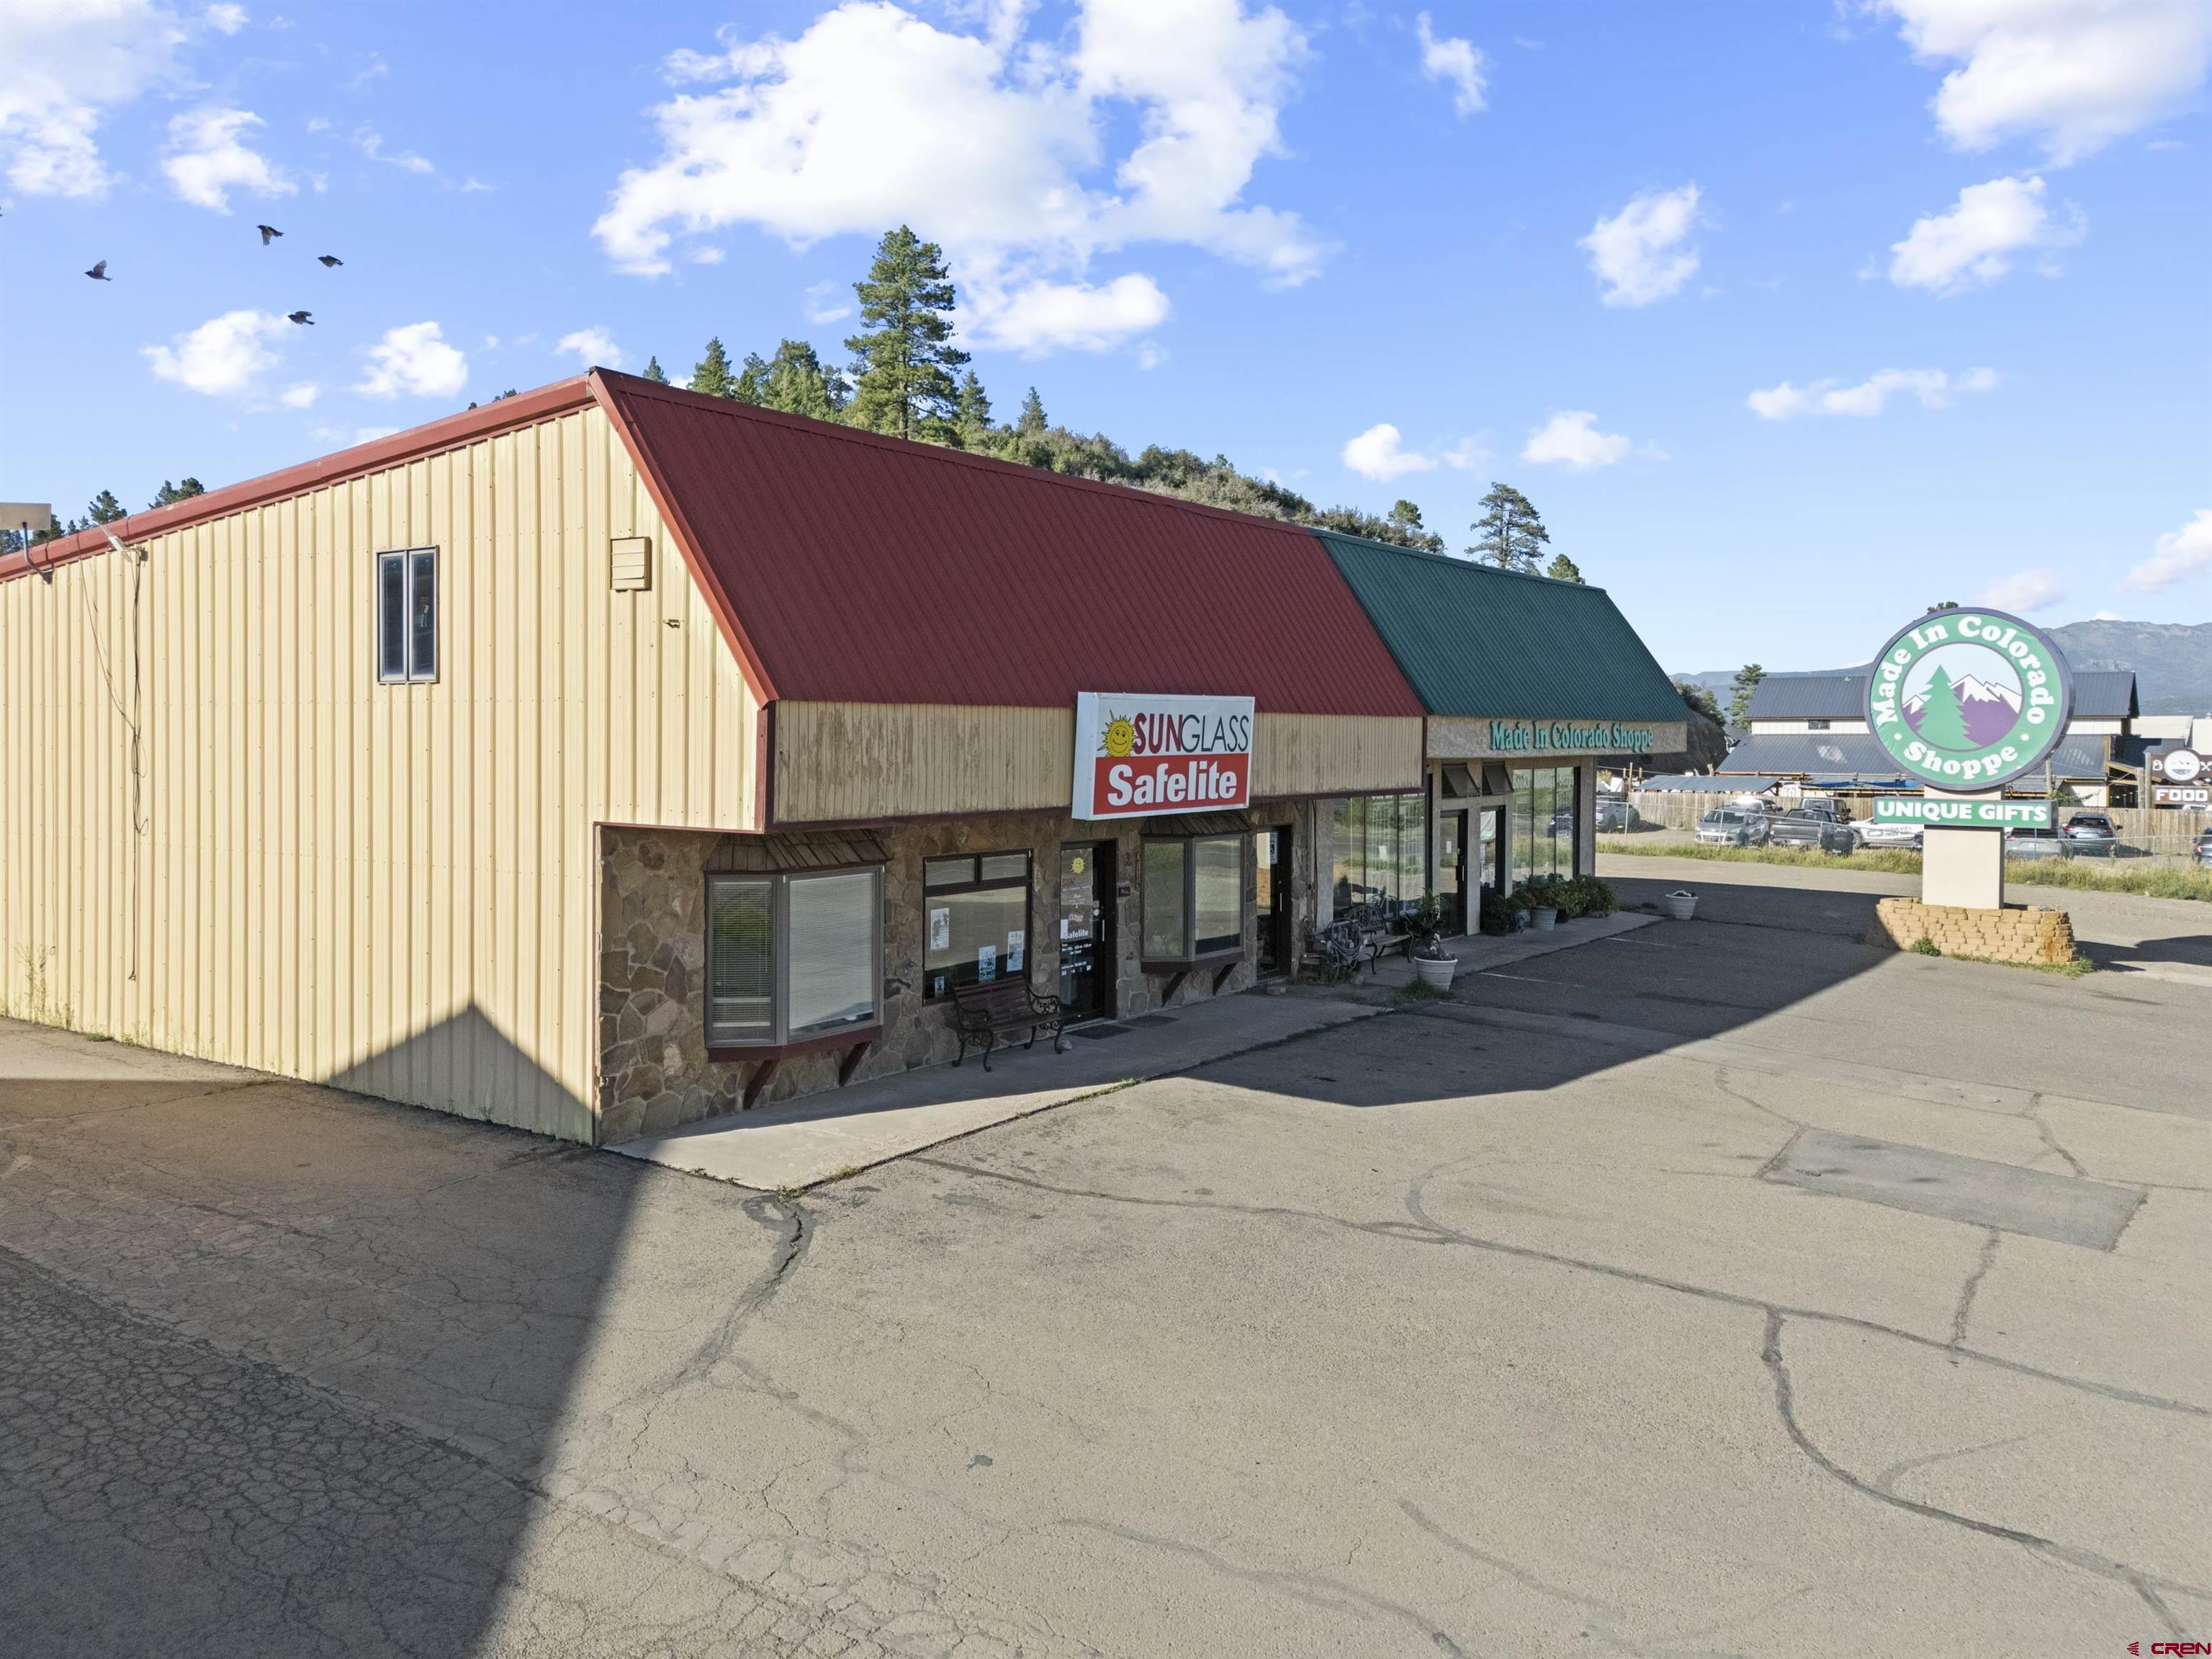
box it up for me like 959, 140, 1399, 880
1719, 666, 2143, 805
1, 372, 1680, 1143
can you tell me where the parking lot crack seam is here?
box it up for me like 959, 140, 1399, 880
1398, 1499, 1662, 1655
1056, 1518, 1470, 1656
2024, 1096, 2089, 1179
1948, 1230, 2000, 1347
1758, 1310, 2197, 1638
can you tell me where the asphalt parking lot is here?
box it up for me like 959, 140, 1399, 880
3, 867, 2207, 1657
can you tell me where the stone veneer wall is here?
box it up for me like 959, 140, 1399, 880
598, 803, 1321, 1143
1866, 896, 2080, 967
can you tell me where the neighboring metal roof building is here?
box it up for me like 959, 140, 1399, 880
595, 375, 1424, 718
1635, 773, 1771, 792
1313, 532, 1689, 721
1742, 673, 1869, 721
2071, 670, 2139, 721
1722, 732, 2113, 781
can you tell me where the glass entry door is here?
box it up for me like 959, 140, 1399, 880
1479, 807, 1506, 899
1058, 843, 1114, 1021
1437, 810, 1470, 934
1254, 826, 1290, 975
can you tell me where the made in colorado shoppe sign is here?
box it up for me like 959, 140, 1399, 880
1865, 608, 2073, 790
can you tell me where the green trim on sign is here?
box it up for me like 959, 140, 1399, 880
1863, 608, 2074, 790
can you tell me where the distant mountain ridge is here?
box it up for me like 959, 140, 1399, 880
1677, 619, 2212, 717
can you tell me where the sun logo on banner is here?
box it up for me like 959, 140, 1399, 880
1102, 714, 1136, 757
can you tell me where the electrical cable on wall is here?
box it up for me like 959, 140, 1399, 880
81, 530, 148, 983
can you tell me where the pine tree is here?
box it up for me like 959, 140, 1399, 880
953, 371, 994, 447
642, 356, 669, 385
690, 337, 737, 399
1726, 663, 1766, 727
1913, 665, 1974, 750
757, 340, 846, 421
1017, 386, 1047, 437
845, 226, 969, 442
150, 478, 205, 508
86, 490, 126, 525
1545, 552, 1584, 583
1467, 482, 1550, 572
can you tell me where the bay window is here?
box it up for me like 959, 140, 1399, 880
706, 867, 884, 1048
1143, 834, 1244, 964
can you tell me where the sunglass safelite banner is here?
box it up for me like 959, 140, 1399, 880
1072, 693, 1255, 819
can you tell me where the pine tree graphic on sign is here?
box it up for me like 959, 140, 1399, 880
1915, 665, 1974, 751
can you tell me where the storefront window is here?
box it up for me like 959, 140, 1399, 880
924, 853, 1032, 1000
1329, 793, 1428, 915
706, 868, 884, 1047
1143, 835, 1244, 962
1508, 766, 1579, 887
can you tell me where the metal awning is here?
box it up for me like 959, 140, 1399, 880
1140, 811, 1255, 838
707, 831, 891, 873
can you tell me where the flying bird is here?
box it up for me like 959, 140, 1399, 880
286, 310, 314, 325
317, 254, 343, 267
257, 224, 283, 244
85, 260, 111, 280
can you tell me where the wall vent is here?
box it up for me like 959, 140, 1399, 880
609, 536, 652, 592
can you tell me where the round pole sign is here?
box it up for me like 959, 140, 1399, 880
1863, 608, 2073, 790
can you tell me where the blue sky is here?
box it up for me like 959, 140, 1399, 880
4, 0, 2208, 672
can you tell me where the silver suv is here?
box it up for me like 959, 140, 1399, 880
1696, 809, 1768, 848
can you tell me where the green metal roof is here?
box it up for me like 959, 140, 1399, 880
1313, 531, 1690, 722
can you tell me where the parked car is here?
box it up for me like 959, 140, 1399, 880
2196, 830, 2212, 868
1791, 799, 1845, 824
1858, 819, 1923, 850
1594, 797, 1637, 832
2005, 827, 2069, 860
1768, 810, 1856, 854
1696, 809, 1768, 848
2061, 812, 2119, 856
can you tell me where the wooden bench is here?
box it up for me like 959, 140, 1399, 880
949, 978, 1070, 1071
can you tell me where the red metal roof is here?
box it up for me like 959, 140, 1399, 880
593, 373, 1424, 717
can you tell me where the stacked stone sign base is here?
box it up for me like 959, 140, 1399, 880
1867, 896, 2079, 967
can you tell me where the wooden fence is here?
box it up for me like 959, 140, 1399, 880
1625, 791, 2210, 855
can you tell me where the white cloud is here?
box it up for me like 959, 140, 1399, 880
2125, 508, 2212, 590
356, 321, 469, 400
1875, 0, 2212, 165
556, 327, 623, 369
355, 126, 434, 175
204, 3, 246, 33
1441, 436, 1491, 472
1887, 174, 2082, 295
592, 0, 1317, 355
2088, 609, 2123, 621
354, 426, 399, 443
143, 308, 287, 395
1341, 423, 1437, 482
1979, 567, 2066, 612
1416, 12, 1486, 116
280, 382, 318, 408
687, 246, 726, 265
161, 106, 292, 211
1521, 410, 1632, 470
1579, 184, 1701, 307
1134, 341, 1167, 370
0, 0, 189, 197
1747, 365, 1998, 420
966, 273, 1169, 355
804, 279, 853, 323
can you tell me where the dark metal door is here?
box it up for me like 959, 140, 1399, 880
1254, 827, 1290, 975
1058, 843, 1113, 1020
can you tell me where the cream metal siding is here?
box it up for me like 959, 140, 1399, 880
772, 705, 1425, 824
1251, 714, 1423, 799
0, 404, 758, 1143
773, 702, 1073, 823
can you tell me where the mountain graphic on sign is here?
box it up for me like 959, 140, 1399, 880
1906, 670, 2020, 748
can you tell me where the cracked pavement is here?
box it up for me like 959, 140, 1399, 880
2, 864, 2208, 1655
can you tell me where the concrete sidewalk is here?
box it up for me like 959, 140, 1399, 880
613, 912, 1661, 1191
608, 989, 1384, 1191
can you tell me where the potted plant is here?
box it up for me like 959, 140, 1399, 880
1478, 886, 1511, 937
1407, 894, 1457, 989
1519, 876, 1561, 932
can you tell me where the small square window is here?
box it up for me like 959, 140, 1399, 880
377, 547, 438, 683
925, 857, 977, 889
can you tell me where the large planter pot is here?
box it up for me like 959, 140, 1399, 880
1412, 955, 1458, 991
1663, 890, 1698, 921
1532, 907, 1558, 932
